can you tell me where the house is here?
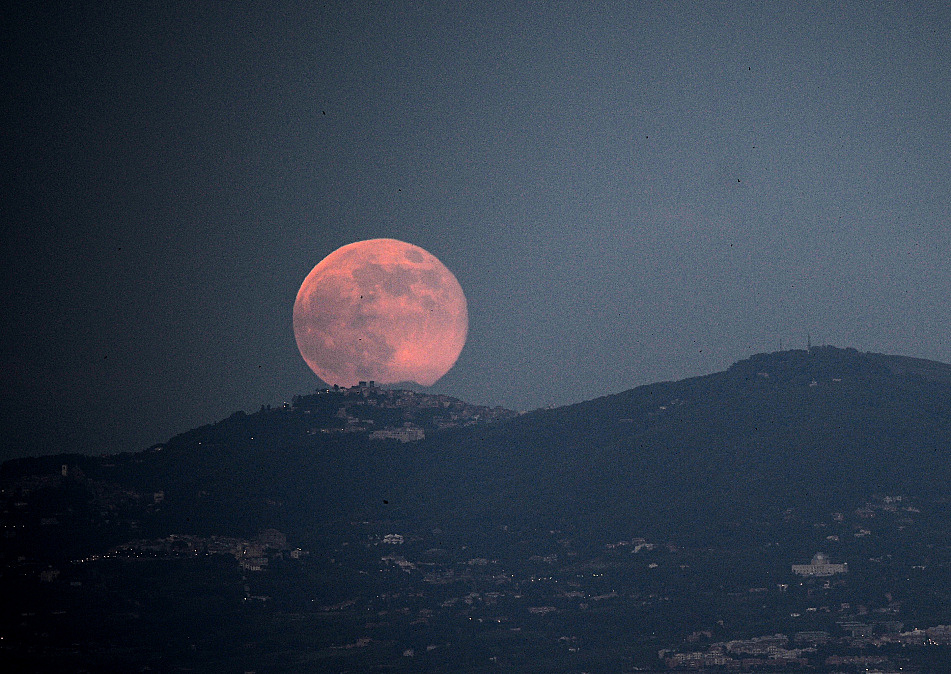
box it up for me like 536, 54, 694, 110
792, 552, 847, 576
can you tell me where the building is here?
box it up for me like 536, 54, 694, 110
369, 424, 425, 443
792, 552, 847, 576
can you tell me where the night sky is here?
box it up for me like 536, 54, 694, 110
3, 2, 950, 461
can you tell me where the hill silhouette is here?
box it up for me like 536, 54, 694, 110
454, 345, 951, 541
4, 346, 950, 544
4, 346, 951, 672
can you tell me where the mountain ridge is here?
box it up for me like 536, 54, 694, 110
4, 344, 950, 543
4, 346, 951, 672
5, 345, 950, 527
406, 345, 951, 540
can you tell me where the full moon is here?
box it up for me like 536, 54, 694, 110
293, 239, 468, 387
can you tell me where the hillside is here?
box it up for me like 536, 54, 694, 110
337, 345, 951, 544
3, 346, 951, 672
459, 345, 951, 537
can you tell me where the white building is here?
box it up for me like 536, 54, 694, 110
369, 424, 425, 443
792, 552, 847, 576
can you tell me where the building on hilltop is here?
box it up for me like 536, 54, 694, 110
792, 552, 847, 577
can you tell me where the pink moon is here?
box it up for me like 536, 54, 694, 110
293, 239, 468, 387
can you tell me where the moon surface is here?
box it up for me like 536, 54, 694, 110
293, 239, 468, 387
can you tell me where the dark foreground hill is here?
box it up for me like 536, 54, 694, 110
457, 344, 951, 541
4, 346, 951, 672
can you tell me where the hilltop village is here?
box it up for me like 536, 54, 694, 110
291, 381, 517, 442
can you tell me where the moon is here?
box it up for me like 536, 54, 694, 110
293, 239, 468, 387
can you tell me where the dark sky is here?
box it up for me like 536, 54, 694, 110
3, 2, 950, 461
